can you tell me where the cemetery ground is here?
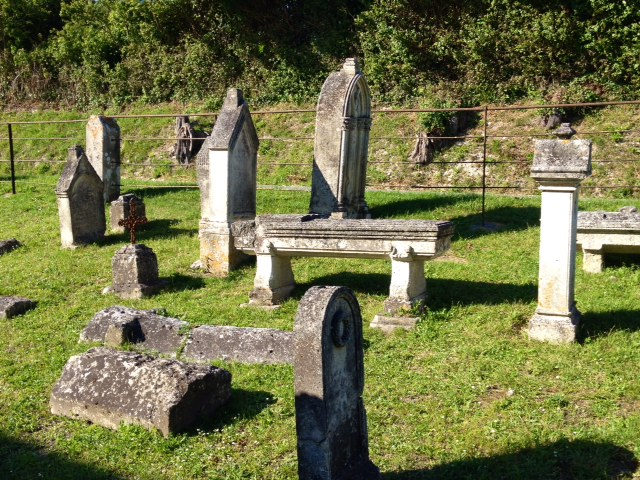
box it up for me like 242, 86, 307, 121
0, 178, 639, 479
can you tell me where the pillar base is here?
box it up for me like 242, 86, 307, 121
247, 254, 295, 307
582, 249, 604, 273
528, 308, 580, 344
370, 315, 419, 333
199, 221, 251, 277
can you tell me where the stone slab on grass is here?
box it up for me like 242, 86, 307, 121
184, 325, 294, 364
0, 296, 35, 319
80, 306, 189, 355
50, 347, 231, 437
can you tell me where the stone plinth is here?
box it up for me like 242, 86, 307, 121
0, 239, 21, 255
196, 88, 257, 276
529, 124, 591, 343
110, 194, 146, 233
577, 207, 640, 273
105, 244, 163, 299
183, 325, 294, 365
294, 286, 380, 480
311, 58, 371, 218
80, 306, 188, 355
0, 296, 35, 319
86, 115, 121, 203
56, 146, 106, 248
50, 348, 231, 437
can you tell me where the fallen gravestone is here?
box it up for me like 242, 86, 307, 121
0, 296, 35, 319
80, 306, 189, 355
294, 286, 380, 479
0, 239, 21, 255
110, 194, 146, 234
50, 347, 231, 437
183, 325, 294, 365
56, 146, 106, 248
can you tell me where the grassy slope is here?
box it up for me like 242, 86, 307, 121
0, 178, 639, 479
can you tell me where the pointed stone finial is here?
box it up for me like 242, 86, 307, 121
223, 88, 244, 109
342, 57, 361, 75
554, 122, 576, 139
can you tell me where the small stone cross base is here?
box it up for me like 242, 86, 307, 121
104, 244, 165, 299
528, 307, 580, 344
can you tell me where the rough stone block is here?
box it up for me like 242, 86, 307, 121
105, 244, 164, 299
110, 194, 146, 233
80, 306, 189, 355
50, 348, 231, 437
0, 296, 35, 319
183, 325, 294, 364
370, 314, 419, 333
0, 239, 21, 255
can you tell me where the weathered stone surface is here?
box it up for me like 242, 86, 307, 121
294, 286, 380, 480
110, 194, 146, 233
80, 306, 189, 355
529, 129, 592, 343
0, 239, 21, 255
86, 115, 121, 203
183, 325, 294, 364
56, 146, 106, 248
105, 244, 164, 299
370, 314, 419, 334
196, 89, 257, 275
50, 347, 231, 437
0, 296, 35, 319
311, 58, 371, 218
577, 207, 640, 273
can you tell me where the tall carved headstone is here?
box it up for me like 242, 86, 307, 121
294, 286, 380, 480
310, 58, 372, 219
86, 115, 121, 203
529, 123, 592, 343
196, 88, 258, 275
56, 146, 106, 248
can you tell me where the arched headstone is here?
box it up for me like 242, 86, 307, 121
294, 286, 380, 479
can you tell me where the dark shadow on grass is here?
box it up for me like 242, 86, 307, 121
579, 310, 640, 341
125, 186, 197, 199
185, 389, 276, 434
293, 272, 389, 298
100, 219, 197, 246
0, 431, 124, 480
382, 439, 637, 479
369, 194, 479, 219
450, 205, 540, 239
604, 253, 640, 270
164, 273, 205, 292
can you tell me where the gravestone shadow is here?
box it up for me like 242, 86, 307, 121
0, 431, 124, 479
127, 186, 195, 199
450, 205, 540, 239
101, 219, 197, 245
382, 439, 637, 479
579, 309, 640, 341
369, 194, 478, 219
294, 272, 389, 298
164, 273, 205, 292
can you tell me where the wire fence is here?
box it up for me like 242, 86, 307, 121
1, 100, 639, 221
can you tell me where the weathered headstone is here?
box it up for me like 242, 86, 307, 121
56, 146, 106, 248
184, 325, 294, 365
529, 123, 592, 343
0, 296, 35, 319
0, 239, 21, 255
86, 115, 121, 203
310, 58, 372, 219
105, 244, 163, 299
80, 306, 189, 355
50, 347, 231, 437
294, 286, 380, 479
110, 194, 146, 233
196, 88, 258, 275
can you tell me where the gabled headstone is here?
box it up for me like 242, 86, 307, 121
56, 146, 106, 248
294, 286, 380, 480
50, 348, 231, 437
310, 58, 372, 219
196, 88, 258, 275
86, 115, 121, 203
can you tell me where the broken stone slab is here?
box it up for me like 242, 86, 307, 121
80, 306, 189, 355
369, 314, 419, 334
50, 347, 231, 437
183, 325, 294, 364
0, 296, 36, 319
0, 239, 21, 256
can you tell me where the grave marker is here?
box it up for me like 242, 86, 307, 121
86, 115, 121, 203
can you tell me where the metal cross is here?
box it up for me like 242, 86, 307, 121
118, 201, 148, 244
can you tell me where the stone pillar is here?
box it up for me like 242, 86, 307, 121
529, 124, 592, 343
86, 115, 121, 203
248, 252, 295, 307
196, 89, 258, 276
294, 286, 380, 480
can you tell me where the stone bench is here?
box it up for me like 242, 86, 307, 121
577, 207, 640, 273
232, 214, 454, 324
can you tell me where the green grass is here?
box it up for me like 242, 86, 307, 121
1, 177, 640, 479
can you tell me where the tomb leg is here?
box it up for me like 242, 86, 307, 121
582, 248, 604, 273
199, 221, 250, 277
249, 254, 295, 306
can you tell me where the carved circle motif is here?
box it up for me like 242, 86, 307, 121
331, 308, 352, 347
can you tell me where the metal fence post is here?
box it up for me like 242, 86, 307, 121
8, 123, 16, 194
481, 106, 488, 225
